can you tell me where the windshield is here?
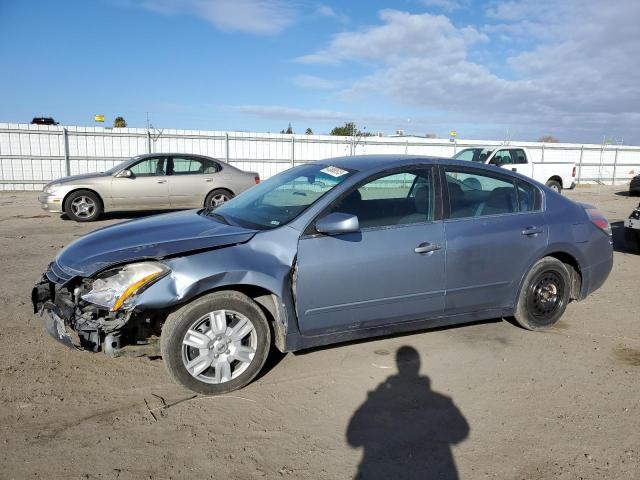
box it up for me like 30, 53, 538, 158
453, 148, 494, 163
211, 163, 355, 229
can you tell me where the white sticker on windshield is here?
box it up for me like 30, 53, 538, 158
320, 166, 348, 178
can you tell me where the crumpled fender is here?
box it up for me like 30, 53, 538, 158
132, 225, 301, 349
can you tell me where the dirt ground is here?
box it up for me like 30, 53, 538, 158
0, 186, 638, 480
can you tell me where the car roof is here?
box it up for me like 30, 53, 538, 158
134, 153, 218, 159
316, 154, 497, 173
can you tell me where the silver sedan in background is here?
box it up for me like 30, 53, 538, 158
38, 153, 260, 221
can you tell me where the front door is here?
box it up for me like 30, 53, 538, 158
111, 156, 170, 209
295, 167, 446, 336
443, 167, 548, 315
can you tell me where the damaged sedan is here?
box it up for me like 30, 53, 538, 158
32, 156, 614, 395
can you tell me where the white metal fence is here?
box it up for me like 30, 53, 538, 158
1, 122, 638, 190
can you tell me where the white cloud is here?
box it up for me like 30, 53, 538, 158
135, 0, 295, 35
315, 4, 348, 22
296, 10, 487, 65
227, 104, 438, 130
297, 3, 640, 142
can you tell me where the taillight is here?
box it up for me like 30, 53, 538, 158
254, 176, 260, 184
585, 208, 612, 236
572, 166, 576, 178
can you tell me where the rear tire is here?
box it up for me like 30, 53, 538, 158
161, 291, 271, 395
205, 189, 234, 208
64, 190, 103, 222
513, 257, 571, 330
545, 179, 562, 194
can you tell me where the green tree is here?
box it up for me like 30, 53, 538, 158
280, 123, 294, 134
305, 127, 313, 135
330, 122, 357, 136
113, 116, 127, 128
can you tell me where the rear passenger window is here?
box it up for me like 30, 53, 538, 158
445, 169, 519, 218
332, 169, 434, 228
511, 149, 527, 164
516, 180, 541, 212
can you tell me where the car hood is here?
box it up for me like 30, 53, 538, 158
49, 172, 110, 186
56, 210, 258, 277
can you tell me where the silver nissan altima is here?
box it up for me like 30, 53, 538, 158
37, 153, 260, 221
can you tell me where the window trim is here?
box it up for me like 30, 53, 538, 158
439, 164, 544, 221
302, 164, 443, 237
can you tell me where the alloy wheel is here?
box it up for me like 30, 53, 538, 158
70, 195, 97, 218
210, 194, 229, 207
181, 310, 257, 384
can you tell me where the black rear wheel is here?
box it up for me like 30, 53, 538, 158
513, 257, 571, 330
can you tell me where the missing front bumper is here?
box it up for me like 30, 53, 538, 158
40, 301, 82, 350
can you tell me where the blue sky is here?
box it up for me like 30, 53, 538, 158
1, 0, 638, 143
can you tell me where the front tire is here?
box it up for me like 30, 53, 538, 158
513, 257, 571, 330
545, 179, 562, 194
64, 190, 103, 222
161, 291, 271, 395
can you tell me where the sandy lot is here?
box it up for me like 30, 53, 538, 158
0, 187, 638, 479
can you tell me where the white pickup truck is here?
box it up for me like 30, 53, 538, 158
452, 146, 576, 193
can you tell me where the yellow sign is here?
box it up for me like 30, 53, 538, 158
94, 114, 105, 123
450, 130, 457, 138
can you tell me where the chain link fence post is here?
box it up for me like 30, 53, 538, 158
577, 145, 584, 184
225, 132, 230, 164
63, 127, 70, 176
612, 147, 619, 185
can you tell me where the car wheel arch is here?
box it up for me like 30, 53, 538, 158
546, 176, 563, 188
162, 282, 290, 353
62, 188, 105, 214
513, 249, 583, 310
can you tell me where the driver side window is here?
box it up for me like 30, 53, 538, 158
129, 157, 166, 177
332, 168, 434, 229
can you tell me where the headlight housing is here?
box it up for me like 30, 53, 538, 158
44, 183, 62, 194
81, 262, 170, 311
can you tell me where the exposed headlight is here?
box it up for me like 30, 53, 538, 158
81, 262, 170, 311
44, 183, 62, 194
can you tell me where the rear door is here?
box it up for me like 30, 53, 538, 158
111, 156, 170, 209
168, 156, 221, 208
443, 166, 548, 315
295, 167, 446, 335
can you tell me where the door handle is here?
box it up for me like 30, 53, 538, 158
512, 168, 517, 172
205, 178, 213, 182
522, 226, 542, 236
414, 242, 441, 254
157, 179, 167, 184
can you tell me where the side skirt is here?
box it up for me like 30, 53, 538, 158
283, 307, 513, 352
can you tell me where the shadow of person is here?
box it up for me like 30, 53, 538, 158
347, 346, 469, 479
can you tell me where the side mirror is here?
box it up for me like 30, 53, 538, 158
315, 212, 359, 235
489, 158, 501, 166
116, 169, 133, 178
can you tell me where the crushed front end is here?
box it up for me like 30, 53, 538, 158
31, 261, 166, 357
